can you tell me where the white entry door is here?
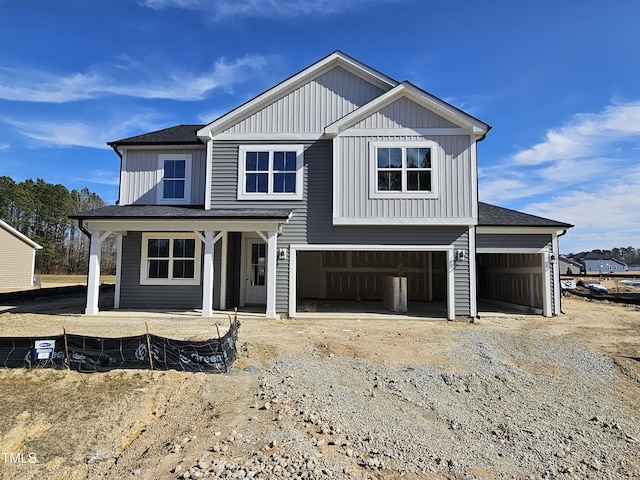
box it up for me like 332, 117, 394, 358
244, 238, 267, 305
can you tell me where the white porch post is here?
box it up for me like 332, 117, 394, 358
266, 230, 278, 318
85, 231, 102, 315
114, 233, 123, 309
219, 231, 228, 310
202, 230, 215, 317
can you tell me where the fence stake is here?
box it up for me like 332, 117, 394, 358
62, 325, 70, 370
144, 321, 154, 371
215, 322, 228, 373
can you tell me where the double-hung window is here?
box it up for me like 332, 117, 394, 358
370, 141, 438, 198
158, 154, 192, 203
140, 233, 201, 285
238, 145, 304, 200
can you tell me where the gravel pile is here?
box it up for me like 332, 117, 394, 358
179, 329, 640, 479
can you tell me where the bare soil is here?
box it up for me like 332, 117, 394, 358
0, 291, 639, 479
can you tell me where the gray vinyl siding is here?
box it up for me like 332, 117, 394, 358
120, 148, 207, 205
211, 139, 471, 315
335, 134, 475, 221
353, 97, 460, 129
223, 66, 388, 134
476, 234, 552, 250
119, 232, 226, 310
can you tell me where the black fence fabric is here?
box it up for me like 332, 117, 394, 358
0, 319, 239, 374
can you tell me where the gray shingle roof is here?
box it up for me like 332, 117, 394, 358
478, 202, 572, 228
71, 205, 292, 220
108, 125, 205, 147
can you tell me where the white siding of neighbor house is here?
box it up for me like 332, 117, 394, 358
119, 148, 207, 205
334, 134, 475, 222
223, 66, 389, 134
0, 228, 36, 288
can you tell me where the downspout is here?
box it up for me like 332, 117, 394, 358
473, 126, 491, 320
110, 143, 123, 205
77, 217, 92, 310
557, 229, 568, 314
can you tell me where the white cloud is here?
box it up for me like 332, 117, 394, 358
513, 100, 640, 165
480, 101, 640, 252
0, 142, 9, 150
141, 0, 400, 19
1, 113, 163, 149
78, 170, 120, 186
0, 54, 269, 103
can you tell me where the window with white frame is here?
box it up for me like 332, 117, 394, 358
238, 145, 304, 200
140, 233, 201, 285
157, 154, 192, 203
369, 141, 438, 198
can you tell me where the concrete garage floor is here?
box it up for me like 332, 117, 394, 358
296, 299, 449, 318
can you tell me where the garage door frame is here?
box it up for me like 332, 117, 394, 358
289, 244, 456, 320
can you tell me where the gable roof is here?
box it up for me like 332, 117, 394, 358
196, 50, 398, 140
0, 219, 42, 249
478, 203, 573, 228
108, 124, 204, 147
325, 81, 490, 138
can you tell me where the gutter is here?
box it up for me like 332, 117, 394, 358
110, 143, 123, 205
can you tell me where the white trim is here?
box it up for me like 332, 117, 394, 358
542, 252, 552, 317
338, 127, 471, 137
119, 151, 128, 205
469, 226, 477, 318
205, 138, 213, 210
552, 232, 560, 315
470, 141, 478, 221
369, 140, 439, 199
237, 145, 304, 200
114, 233, 123, 309
197, 51, 398, 139
202, 231, 214, 317
119, 144, 205, 151
332, 216, 477, 226
288, 244, 456, 319
477, 226, 567, 234
477, 247, 550, 254
332, 137, 340, 227
81, 219, 287, 233
266, 230, 278, 318
139, 233, 202, 286
156, 154, 192, 204
214, 133, 323, 141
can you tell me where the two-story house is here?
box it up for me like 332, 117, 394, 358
73, 51, 572, 319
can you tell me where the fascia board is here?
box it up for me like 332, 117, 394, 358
198, 51, 398, 140
81, 218, 287, 233
476, 226, 564, 234
0, 219, 42, 250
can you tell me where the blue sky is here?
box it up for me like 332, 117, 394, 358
1, 0, 639, 254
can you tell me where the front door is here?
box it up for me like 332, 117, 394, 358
244, 239, 267, 305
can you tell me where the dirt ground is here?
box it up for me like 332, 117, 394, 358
0, 292, 638, 479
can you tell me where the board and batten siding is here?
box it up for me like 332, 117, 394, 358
223, 66, 388, 135
0, 228, 36, 288
335, 134, 474, 222
352, 96, 460, 129
211, 139, 471, 315
120, 148, 207, 205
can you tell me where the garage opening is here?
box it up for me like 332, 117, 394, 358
477, 253, 544, 314
296, 250, 448, 317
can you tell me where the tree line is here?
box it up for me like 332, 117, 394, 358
0, 176, 116, 274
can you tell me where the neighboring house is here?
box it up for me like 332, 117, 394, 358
559, 255, 583, 275
0, 219, 42, 288
571, 252, 627, 274
73, 51, 572, 319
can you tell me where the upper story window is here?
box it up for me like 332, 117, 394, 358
369, 141, 438, 199
238, 145, 304, 200
158, 154, 192, 203
140, 233, 201, 285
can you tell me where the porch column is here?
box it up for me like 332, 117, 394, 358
85, 231, 101, 315
202, 230, 215, 317
266, 230, 278, 318
219, 231, 228, 310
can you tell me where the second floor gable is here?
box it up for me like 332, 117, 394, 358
112, 51, 490, 225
